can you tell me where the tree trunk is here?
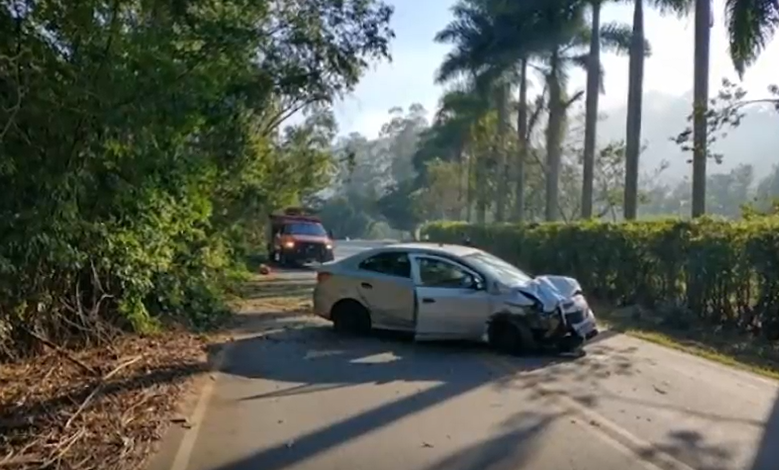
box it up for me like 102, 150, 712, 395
623, 0, 644, 220
495, 81, 510, 222
476, 150, 487, 224
691, 0, 710, 217
456, 143, 465, 220
545, 51, 563, 222
582, 0, 601, 219
466, 152, 473, 222
514, 59, 528, 222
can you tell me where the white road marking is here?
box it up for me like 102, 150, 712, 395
169, 341, 236, 470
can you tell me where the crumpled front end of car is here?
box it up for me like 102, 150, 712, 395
499, 281, 599, 344
559, 294, 599, 341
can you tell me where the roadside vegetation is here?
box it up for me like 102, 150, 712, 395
0, 0, 392, 467
423, 218, 779, 377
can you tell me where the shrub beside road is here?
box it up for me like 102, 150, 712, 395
423, 218, 779, 378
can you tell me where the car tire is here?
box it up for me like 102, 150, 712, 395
331, 300, 371, 336
488, 319, 536, 356
557, 335, 586, 357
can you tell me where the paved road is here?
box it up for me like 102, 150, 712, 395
150, 241, 779, 470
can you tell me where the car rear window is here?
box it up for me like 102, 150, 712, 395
358, 252, 411, 278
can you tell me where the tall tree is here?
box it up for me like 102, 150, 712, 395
581, 0, 602, 219
623, 0, 691, 220
691, 0, 712, 217
435, 0, 636, 222
687, 0, 777, 218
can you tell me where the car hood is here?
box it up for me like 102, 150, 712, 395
505, 275, 582, 312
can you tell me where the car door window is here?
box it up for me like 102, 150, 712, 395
358, 252, 411, 278
417, 257, 477, 289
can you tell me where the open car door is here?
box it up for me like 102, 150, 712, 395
412, 254, 492, 341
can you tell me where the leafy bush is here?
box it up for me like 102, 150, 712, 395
423, 218, 779, 340
0, 0, 393, 360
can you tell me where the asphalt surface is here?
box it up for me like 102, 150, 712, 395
149, 240, 779, 470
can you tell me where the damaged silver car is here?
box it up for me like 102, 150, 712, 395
313, 243, 599, 355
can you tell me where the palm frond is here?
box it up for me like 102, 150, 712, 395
725, 0, 779, 77
599, 21, 651, 56
649, 0, 694, 17
570, 53, 605, 93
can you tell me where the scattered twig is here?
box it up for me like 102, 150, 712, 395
64, 355, 143, 429
41, 428, 86, 467
23, 329, 97, 376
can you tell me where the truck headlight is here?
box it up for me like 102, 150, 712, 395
326, 244, 333, 250
284, 241, 295, 249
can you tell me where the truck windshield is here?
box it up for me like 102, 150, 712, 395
283, 223, 327, 236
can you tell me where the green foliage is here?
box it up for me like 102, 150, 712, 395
0, 0, 393, 359
423, 218, 779, 340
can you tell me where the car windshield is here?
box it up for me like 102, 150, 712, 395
283, 223, 327, 236
463, 251, 533, 285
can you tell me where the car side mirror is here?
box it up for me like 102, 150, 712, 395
327, 229, 334, 238
472, 277, 485, 291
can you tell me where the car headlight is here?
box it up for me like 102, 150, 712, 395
284, 241, 294, 248
325, 244, 333, 250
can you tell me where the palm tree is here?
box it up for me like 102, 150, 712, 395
436, 0, 638, 222
534, 7, 635, 221
686, 0, 778, 218
581, 0, 602, 219
690, 0, 710, 217
623, 0, 691, 220
435, 0, 522, 223
582, 1, 650, 219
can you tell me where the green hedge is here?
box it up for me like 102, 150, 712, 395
422, 218, 779, 338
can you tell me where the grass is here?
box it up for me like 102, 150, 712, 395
595, 302, 779, 381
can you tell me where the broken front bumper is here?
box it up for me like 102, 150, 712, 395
564, 308, 599, 340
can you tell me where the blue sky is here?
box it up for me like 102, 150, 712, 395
331, 0, 778, 139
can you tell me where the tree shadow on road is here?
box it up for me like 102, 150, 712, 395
198, 312, 635, 470
748, 390, 779, 470
199, 305, 779, 470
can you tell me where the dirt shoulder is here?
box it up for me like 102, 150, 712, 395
0, 331, 228, 470
596, 302, 779, 381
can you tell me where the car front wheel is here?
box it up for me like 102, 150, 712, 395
488, 319, 536, 356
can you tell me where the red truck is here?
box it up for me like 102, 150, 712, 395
267, 208, 335, 266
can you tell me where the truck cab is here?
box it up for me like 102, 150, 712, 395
269, 210, 335, 266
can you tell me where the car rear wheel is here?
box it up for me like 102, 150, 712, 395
331, 300, 371, 335
488, 319, 535, 356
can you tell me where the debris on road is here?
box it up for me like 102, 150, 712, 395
422, 442, 434, 448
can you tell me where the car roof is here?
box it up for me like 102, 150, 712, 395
379, 242, 481, 258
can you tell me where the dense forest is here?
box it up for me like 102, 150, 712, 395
315, 99, 779, 240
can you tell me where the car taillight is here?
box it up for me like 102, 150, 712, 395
317, 272, 331, 283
